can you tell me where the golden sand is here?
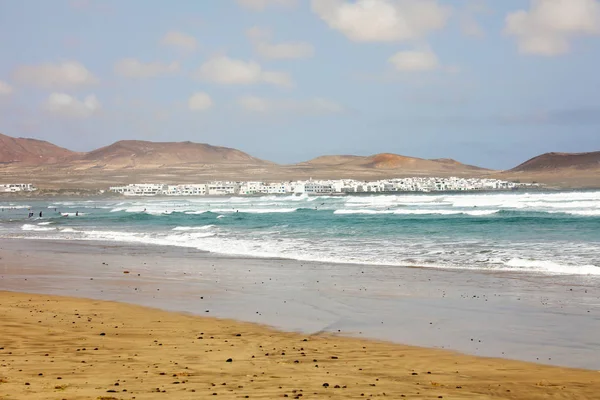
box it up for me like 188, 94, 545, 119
1, 291, 598, 399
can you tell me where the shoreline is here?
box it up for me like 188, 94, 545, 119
1, 238, 599, 371
2, 187, 593, 200
1, 290, 600, 400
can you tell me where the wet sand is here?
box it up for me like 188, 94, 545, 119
2, 290, 600, 400
1, 238, 599, 371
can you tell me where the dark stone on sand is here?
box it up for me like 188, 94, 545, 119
226, 358, 233, 362
322, 383, 329, 387
331, 356, 338, 359
100, 332, 106, 336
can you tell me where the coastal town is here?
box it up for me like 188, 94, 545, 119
0, 183, 37, 193
107, 177, 537, 197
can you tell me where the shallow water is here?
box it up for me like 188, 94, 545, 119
2, 191, 600, 275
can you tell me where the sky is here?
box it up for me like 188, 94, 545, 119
1, 0, 600, 169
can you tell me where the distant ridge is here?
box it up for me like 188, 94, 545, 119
0, 132, 77, 164
510, 151, 600, 172
80, 140, 270, 168
0, 133, 269, 169
302, 153, 487, 172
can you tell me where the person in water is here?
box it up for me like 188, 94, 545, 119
39, 211, 42, 218
76, 211, 79, 216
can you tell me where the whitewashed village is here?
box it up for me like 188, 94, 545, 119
108, 177, 537, 197
0, 183, 37, 193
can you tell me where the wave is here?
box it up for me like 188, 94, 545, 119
563, 210, 600, 216
11, 224, 600, 276
209, 208, 299, 214
172, 225, 215, 231
334, 209, 499, 216
22, 224, 55, 232
504, 258, 599, 275
37, 221, 53, 226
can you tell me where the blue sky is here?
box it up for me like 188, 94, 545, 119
1, 0, 599, 169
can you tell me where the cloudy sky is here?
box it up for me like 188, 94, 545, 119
1, 0, 600, 169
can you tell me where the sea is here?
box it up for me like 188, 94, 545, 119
1, 190, 600, 276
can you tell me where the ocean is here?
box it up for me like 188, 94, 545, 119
2, 190, 600, 276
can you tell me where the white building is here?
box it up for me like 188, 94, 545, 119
206, 182, 238, 195
108, 178, 533, 197
0, 183, 37, 193
109, 184, 166, 196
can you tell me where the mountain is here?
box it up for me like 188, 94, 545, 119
302, 153, 487, 172
510, 151, 600, 172
0, 133, 77, 164
79, 140, 270, 168
301, 155, 364, 165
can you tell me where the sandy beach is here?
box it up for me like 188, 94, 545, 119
1, 290, 600, 400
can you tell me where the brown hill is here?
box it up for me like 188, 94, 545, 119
301, 155, 364, 165
510, 151, 600, 172
0, 133, 77, 165
79, 140, 269, 168
303, 153, 486, 172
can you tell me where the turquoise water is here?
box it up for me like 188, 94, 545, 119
1, 191, 600, 275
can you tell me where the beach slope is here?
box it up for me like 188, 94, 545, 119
1, 291, 599, 399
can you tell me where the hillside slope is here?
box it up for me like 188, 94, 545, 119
302, 153, 488, 172
510, 151, 600, 172
78, 140, 271, 168
0, 133, 77, 164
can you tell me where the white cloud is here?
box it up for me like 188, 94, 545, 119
188, 92, 213, 111
114, 58, 180, 78
389, 50, 439, 71
246, 26, 272, 41
255, 41, 315, 59
246, 26, 314, 59
238, 96, 270, 112
460, 0, 488, 37
311, 0, 450, 42
237, 0, 297, 11
238, 95, 345, 114
194, 56, 293, 87
160, 31, 198, 52
44, 93, 101, 118
0, 80, 13, 95
12, 61, 98, 88
505, 0, 600, 56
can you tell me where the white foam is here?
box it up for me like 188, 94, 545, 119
333, 209, 499, 216
504, 258, 600, 275
37, 221, 53, 226
565, 210, 600, 216
21, 224, 54, 232
334, 209, 393, 215
210, 208, 299, 214
172, 225, 215, 231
